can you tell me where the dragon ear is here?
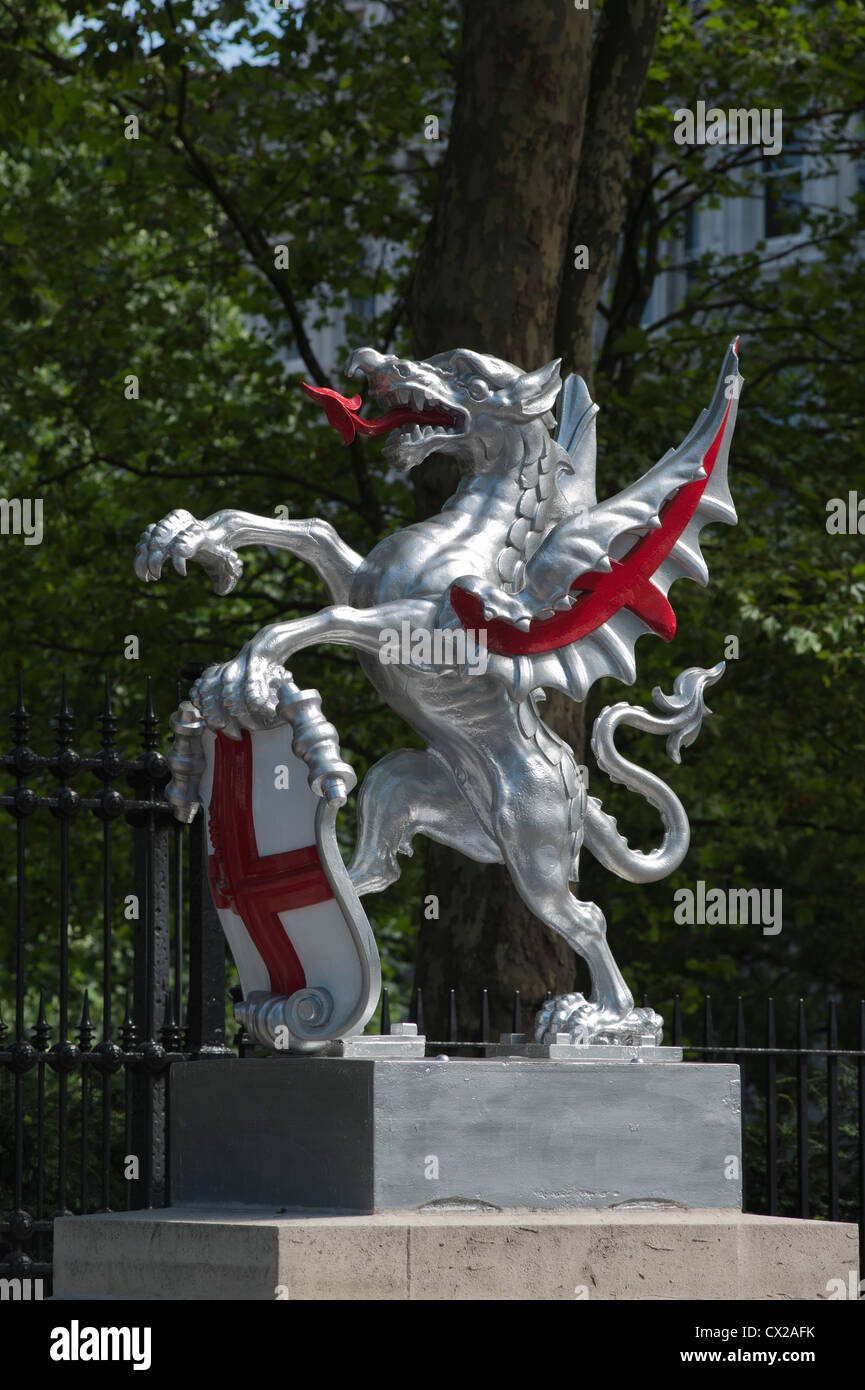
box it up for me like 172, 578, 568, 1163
514, 359, 562, 416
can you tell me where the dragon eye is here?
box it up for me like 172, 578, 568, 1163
394, 362, 411, 379
466, 377, 491, 401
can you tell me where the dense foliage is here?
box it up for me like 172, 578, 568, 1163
0, 0, 863, 1050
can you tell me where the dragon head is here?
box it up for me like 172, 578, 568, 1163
302, 347, 562, 474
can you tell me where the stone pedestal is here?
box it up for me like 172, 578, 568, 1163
169, 1055, 742, 1211
51, 1057, 859, 1302
52, 1207, 859, 1301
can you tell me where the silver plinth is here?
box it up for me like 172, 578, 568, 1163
487, 1034, 683, 1062
170, 1057, 742, 1212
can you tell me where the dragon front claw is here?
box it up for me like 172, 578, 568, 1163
457, 575, 536, 629
191, 645, 285, 736
134, 507, 244, 596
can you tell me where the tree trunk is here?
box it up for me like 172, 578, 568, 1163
555, 0, 668, 388
408, 0, 664, 1040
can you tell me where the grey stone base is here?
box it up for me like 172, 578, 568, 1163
170, 1056, 742, 1211
52, 1207, 859, 1301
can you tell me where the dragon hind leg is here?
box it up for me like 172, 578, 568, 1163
348, 748, 501, 896
493, 791, 661, 1044
534, 991, 663, 1046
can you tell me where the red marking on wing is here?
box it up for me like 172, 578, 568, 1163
208, 730, 334, 996
451, 399, 732, 656
570, 566, 676, 639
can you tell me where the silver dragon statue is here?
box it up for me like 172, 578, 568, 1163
135, 339, 741, 1048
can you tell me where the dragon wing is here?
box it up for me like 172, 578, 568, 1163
553, 371, 599, 514
451, 338, 741, 703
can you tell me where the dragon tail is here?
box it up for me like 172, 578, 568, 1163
582, 663, 724, 884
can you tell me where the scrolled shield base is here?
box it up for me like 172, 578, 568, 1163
235, 988, 338, 1053
535, 992, 663, 1047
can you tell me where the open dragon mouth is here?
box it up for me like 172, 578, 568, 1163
301, 382, 459, 447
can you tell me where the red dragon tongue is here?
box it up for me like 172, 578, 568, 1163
302, 381, 454, 445
300, 383, 364, 445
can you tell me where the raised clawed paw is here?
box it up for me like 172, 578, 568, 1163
456, 576, 536, 630
134, 508, 243, 596
190, 644, 288, 738
535, 992, 663, 1046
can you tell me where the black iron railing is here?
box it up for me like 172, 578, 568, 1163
2, 676, 863, 1293
0, 672, 233, 1288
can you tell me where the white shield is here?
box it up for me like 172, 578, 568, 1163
166, 684, 381, 1051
